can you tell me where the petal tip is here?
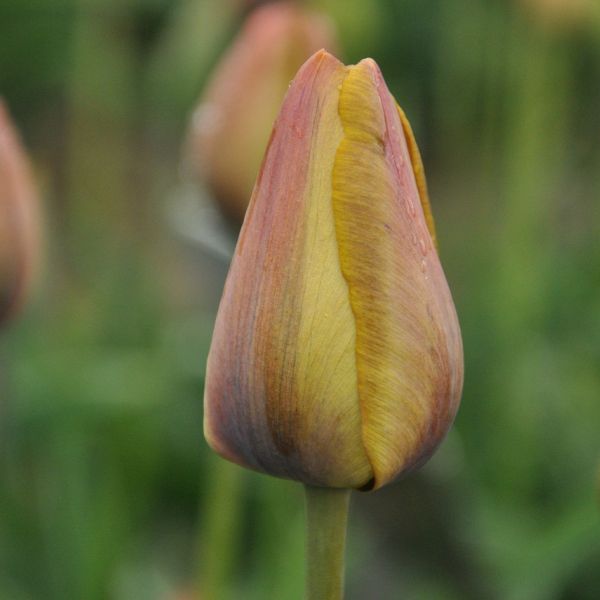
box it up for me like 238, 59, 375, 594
306, 48, 343, 69
285, 49, 345, 106
354, 57, 382, 78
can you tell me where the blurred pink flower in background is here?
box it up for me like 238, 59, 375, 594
0, 101, 41, 326
187, 0, 337, 224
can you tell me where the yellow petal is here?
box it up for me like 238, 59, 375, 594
332, 60, 463, 489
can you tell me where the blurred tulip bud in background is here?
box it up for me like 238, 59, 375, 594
187, 1, 337, 224
519, 0, 596, 30
0, 101, 41, 327
204, 51, 463, 491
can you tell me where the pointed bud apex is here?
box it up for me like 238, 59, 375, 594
187, 1, 337, 223
0, 101, 41, 327
204, 51, 463, 490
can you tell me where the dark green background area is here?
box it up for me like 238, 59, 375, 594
1, 0, 599, 598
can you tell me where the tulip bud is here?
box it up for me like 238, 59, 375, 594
188, 1, 337, 223
204, 51, 463, 491
0, 101, 41, 326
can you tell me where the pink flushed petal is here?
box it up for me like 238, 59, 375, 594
204, 51, 373, 487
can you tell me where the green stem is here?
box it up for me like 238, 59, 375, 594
304, 485, 351, 600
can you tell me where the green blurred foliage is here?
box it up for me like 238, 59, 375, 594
1, 0, 600, 598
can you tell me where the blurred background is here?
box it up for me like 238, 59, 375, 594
2, 0, 600, 598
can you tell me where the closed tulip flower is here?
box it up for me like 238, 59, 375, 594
204, 50, 463, 494
188, 1, 337, 223
0, 101, 40, 326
